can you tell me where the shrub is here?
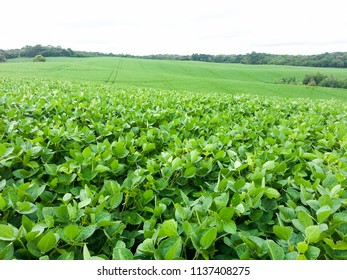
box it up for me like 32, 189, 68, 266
33, 54, 46, 62
302, 72, 328, 85
276, 76, 297, 85
319, 75, 340, 88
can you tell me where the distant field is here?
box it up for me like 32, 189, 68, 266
1, 57, 347, 100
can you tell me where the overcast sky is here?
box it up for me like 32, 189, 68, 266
1, 0, 347, 55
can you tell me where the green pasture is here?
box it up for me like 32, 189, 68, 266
1, 56, 347, 100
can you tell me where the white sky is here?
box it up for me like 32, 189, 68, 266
1, 0, 347, 55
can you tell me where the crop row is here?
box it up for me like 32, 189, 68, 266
0, 78, 347, 259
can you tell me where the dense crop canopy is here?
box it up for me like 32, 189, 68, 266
0, 78, 347, 260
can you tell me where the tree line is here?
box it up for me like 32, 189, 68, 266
1, 45, 347, 68
0, 45, 115, 61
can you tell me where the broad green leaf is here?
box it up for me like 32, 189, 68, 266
142, 189, 154, 204
63, 224, 79, 240
44, 164, 58, 175
273, 225, 293, 241
297, 241, 308, 253
82, 146, 92, 159
112, 247, 133, 260
183, 166, 196, 178
83, 244, 92, 260
16, 201, 37, 214
159, 219, 178, 237
109, 193, 123, 208
306, 245, 321, 260
0, 241, 14, 259
75, 225, 97, 242
200, 227, 217, 249
262, 160, 275, 171
265, 240, 285, 260
0, 143, 6, 156
316, 205, 332, 223
264, 188, 280, 199
37, 231, 58, 254
113, 142, 129, 158
13, 169, 38, 179
223, 221, 237, 234
305, 225, 323, 243
136, 239, 155, 256
95, 164, 110, 173
58, 251, 75, 260
0, 224, 17, 241
78, 198, 91, 209
174, 203, 188, 222
298, 210, 314, 228
157, 236, 182, 260
219, 207, 234, 221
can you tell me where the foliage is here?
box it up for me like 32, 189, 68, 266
2, 45, 114, 59
275, 76, 297, 85
0, 53, 6, 63
1, 78, 347, 260
33, 55, 46, 62
302, 72, 347, 89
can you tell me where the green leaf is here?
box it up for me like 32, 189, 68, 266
316, 205, 332, 223
75, 225, 97, 242
109, 193, 123, 208
13, 169, 38, 179
0, 143, 7, 157
82, 146, 92, 159
262, 160, 275, 170
78, 198, 91, 209
306, 245, 321, 260
83, 244, 92, 260
183, 166, 196, 178
113, 142, 129, 158
219, 207, 234, 221
112, 247, 134, 260
44, 164, 58, 175
157, 236, 182, 260
37, 231, 58, 254
264, 188, 280, 199
298, 210, 314, 228
0, 241, 14, 259
0, 224, 17, 241
265, 240, 285, 260
200, 227, 217, 249
63, 224, 79, 240
136, 239, 155, 256
159, 219, 178, 237
297, 241, 308, 254
273, 225, 293, 241
223, 221, 237, 234
16, 201, 37, 214
58, 251, 75, 260
142, 189, 154, 204
174, 203, 188, 222
305, 225, 323, 243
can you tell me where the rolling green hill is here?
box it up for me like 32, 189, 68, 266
1, 56, 347, 100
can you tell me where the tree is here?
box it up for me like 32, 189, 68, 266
33, 54, 46, 62
0, 53, 6, 63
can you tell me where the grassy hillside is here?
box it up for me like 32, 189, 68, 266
1, 57, 347, 100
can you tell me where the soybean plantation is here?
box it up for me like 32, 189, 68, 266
1, 77, 347, 260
